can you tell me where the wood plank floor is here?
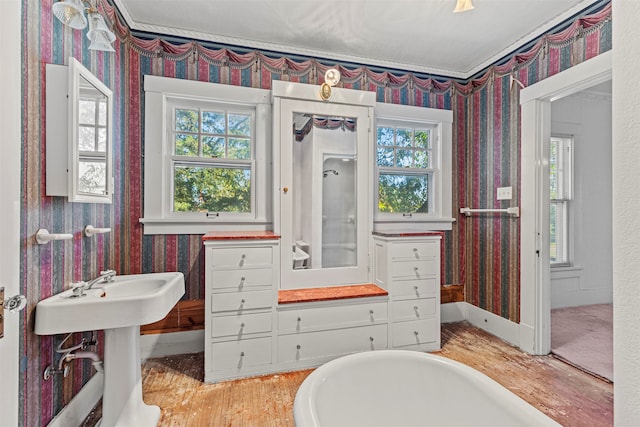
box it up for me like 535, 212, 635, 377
82, 322, 612, 426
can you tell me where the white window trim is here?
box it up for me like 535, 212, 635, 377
141, 76, 272, 235
373, 102, 454, 232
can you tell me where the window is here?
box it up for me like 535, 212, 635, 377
549, 136, 573, 265
170, 103, 254, 215
142, 76, 271, 234
374, 103, 453, 230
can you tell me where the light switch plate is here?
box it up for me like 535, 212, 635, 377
497, 186, 512, 200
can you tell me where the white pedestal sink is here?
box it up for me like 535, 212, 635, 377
35, 272, 185, 427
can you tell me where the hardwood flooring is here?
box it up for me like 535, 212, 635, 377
82, 322, 612, 426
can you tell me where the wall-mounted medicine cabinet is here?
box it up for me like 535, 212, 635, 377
46, 57, 113, 204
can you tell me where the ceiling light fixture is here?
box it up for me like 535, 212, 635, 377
320, 68, 341, 101
453, 0, 474, 13
52, 0, 116, 52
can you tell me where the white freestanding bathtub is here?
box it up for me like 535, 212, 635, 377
294, 350, 561, 427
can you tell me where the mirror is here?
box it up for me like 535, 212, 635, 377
273, 81, 376, 290
69, 58, 112, 203
46, 57, 113, 203
291, 113, 358, 270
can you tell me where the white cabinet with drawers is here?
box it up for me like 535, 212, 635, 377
277, 299, 388, 369
373, 233, 441, 351
204, 237, 279, 383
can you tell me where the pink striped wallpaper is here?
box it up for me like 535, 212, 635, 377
20, 0, 611, 424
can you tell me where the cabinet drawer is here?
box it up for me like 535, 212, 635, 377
391, 298, 436, 322
390, 278, 438, 300
391, 241, 437, 261
211, 312, 272, 338
278, 324, 387, 362
210, 337, 271, 371
210, 268, 272, 291
278, 302, 387, 332
209, 247, 272, 268
391, 259, 437, 279
391, 319, 437, 347
211, 290, 273, 312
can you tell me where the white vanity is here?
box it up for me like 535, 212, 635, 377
203, 81, 441, 383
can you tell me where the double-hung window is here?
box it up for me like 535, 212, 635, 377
549, 136, 573, 266
170, 101, 254, 216
374, 103, 453, 230
142, 76, 271, 234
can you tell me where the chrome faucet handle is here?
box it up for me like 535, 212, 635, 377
99, 269, 116, 282
71, 281, 88, 298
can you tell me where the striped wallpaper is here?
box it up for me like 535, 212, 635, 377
20, 0, 611, 425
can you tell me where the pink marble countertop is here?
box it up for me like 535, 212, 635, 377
278, 284, 388, 305
202, 231, 280, 241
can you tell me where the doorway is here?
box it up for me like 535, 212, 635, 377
548, 83, 613, 381
519, 50, 612, 355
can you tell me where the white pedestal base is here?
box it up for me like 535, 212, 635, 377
99, 326, 160, 427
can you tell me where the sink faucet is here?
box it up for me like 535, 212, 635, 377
85, 270, 117, 290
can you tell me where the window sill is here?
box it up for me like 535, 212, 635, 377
139, 217, 272, 235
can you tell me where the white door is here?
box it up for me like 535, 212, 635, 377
0, 0, 23, 424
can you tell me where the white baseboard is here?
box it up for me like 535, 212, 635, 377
464, 303, 520, 348
47, 374, 103, 427
140, 330, 205, 359
441, 302, 466, 323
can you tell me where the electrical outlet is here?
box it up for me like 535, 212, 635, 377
497, 186, 512, 200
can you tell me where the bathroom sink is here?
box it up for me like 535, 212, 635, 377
34, 272, 185, 335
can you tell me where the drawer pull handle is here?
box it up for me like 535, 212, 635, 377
240, 323, 245, 328
414, 331, 419, 336
240, 276, 246, 281
414, 285, 419, 291
241, 254, 246, 259
369, 310, 374, 315
240, 299, 246, 305
413, 248, 418, 252
414, 306, 419, 311
414, 267, 419, 271
369, 336, 374, 342
297, 317, 301, 322
296, 344, 301, 350
240, 351, 245, 357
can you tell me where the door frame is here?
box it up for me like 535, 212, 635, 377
0, 0, 23, 424
519, 51, 612, 355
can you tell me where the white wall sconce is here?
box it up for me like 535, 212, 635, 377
453, 0, 474, 13
320, 68, 341, 101
35, 229, 73, 245
52, 0, 116, 52
84, 225, 112, 237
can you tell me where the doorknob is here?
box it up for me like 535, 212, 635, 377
0, 286, 26, 339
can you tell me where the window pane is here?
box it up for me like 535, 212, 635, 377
173, 165, 251, 213
378, 173, 428, 213
175, 133, 199, 156
202, 111, 225, 134
550, 202, 558, 262
414, 129, 430, 149
377, 127, 394, 146
228, 138, 251, 160
396, 149, 413, 167
396, 128, 412, 147
175, 109, 199, 132
79, 126, 96, 151
414, 150, 428, 168
79, 99, 96, 124
202, 136, 225, 158
377, 147, 394, 167
229, 113, 251, 136
549, 139, 558, 199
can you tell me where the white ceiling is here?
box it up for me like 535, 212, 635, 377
114, 0, 601, 79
